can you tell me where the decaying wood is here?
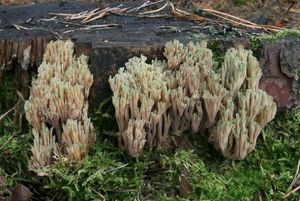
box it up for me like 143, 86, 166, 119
0, 1, 299, 121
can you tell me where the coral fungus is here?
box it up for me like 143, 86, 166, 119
110, 40, 277, 159
25, 40, 95, 170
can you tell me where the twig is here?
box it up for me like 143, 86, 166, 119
202, 8, 285, 32
40, 18, 83, 26
284, 185, 300, 199
127, 0, 165, 13
290, 159, 300, 189
127, 0, 149, 13
50, 31, 64, 40
113, 188, 136, 193
203, 8, 257, 26
48, 12, 75, 17
169, 1, 210, 22
139, 2, 168, 15
0, 134, 15, 150
0, 107, 15, 122
39, 16, 57, 22
12, 24, 30, 30
68, 10, 90, 20
63, 23, 120, 33
111, 7, 128, 15
84, 5, 124, 23
137, 1, 210, 22
49, 5, 126, 24
90, 188, 105, 200
138, 14, 170, 18
277, 2, 296, 26
202, 10, 281, 32
104, 163, 128, 174
211, 8, 286, 30
81, 7, 110, 23
258, 191, 263, 201
16, 90, 26, 102
81, 10, 109, 24
25, 17, 32, 23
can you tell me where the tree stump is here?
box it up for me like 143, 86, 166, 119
0, 2, 299, 127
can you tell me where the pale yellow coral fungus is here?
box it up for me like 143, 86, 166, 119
25, 40, 95, 170
110, 40, 277, 160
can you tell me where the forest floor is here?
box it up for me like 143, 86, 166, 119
1, 40, 300, 200
1, 0, 299, 28
178, 0, 300, 28
0, 0, 299, 201
0, 93, 299, 200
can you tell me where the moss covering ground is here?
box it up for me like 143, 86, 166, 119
1, 30, 300, 200
0, 95, 299, 200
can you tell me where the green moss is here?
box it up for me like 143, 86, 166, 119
259, 29, 300, 41
249, 29, 300, 58
1, 104, 299, 200
1, 61, 300, 200
207, 40, 226, 69
0, 72, 15, 113
0, 72, 16, 133
0, 132, 31, 176
249, 36, 263, 58
232, 0, 247, 7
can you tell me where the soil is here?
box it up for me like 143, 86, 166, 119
1, 0, 299, 28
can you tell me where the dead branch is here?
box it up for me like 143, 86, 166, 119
0, 134, 16, 150
284, 185, 300, 199
0, 107, 15, 122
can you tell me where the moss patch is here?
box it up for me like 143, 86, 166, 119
249, 28, 300, 58
1, 103, 298, 200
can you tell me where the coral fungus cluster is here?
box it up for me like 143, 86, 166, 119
109, 40, 277, 160
24, 40, 95, 170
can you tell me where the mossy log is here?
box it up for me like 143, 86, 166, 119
0, 2, 299, 126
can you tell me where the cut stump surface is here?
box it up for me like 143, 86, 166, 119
0, 2, 299, 111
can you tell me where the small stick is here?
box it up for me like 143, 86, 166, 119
50, 31, 63, 40
139, 2, 168, 15
81, 11, 108, 24
112, 8, 128, 14
39, 16, 57, 22
0, 134, 16, 150
63, 23, 120, 33
284, 185, 300, 199
289, 159, 300, 189
201, 10, 281, 32
203, 8, 257, 26
203, 8, 285, 30
81, 7, 110, 23
48, 12, 75, 17
13, 24, 30, 30
138, 14, 170, 18
127, 0, 164, 13
104, 163, 128, 174
16, 90, 26, 102
40, 18, 83, 27
127, 0, 150, 13
0, 107, 15, 122
277, 2, 296, 26
80, 9, 101, 22
169, 1, 210, 22
258, 191, 263, 201
81, 5, 123, 23
68, 11, 90, 20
